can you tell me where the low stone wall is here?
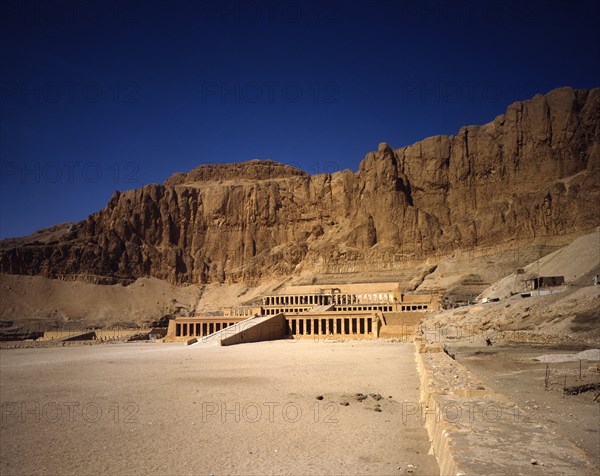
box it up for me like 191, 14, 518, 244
379, 312, 423, 338
39, 328, 149, 341
414, 338, 597, 475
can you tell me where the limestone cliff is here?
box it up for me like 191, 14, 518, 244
1, 87, 599, 285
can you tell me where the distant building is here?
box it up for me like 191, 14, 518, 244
524, 276, 565, 290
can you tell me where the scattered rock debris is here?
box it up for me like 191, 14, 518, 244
564, 382, 600, 396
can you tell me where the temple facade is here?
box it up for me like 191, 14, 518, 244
165, 285, 440, 342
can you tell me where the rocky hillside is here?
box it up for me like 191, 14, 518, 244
1, 86, 599, 286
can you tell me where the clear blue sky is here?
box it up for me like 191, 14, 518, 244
1, 0, 599, 238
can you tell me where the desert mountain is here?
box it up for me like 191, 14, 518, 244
1, 86, 599, 287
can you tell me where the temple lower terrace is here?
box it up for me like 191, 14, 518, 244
165, 283, 440, 343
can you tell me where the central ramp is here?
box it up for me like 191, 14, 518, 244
193, 313, 286, 346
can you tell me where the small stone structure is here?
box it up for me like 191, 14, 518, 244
524, 275, 565, 290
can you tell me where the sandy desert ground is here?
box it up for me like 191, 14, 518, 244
0, 340, 439, 476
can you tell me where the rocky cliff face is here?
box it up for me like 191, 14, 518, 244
1, 87, 599, 285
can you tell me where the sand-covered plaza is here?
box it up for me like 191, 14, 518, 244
1, 340, 439, 475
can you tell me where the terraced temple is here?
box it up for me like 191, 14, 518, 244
165, 283, 439, 343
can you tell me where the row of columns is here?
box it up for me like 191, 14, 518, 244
263, 292, 396, 306
264, 294, 331, 306
269, 305, 393, 315
355, 292, 395, 304
286, 316, 373, 336
230, 309, 256, 317
264, 304, 430, 315
336, 305, 393, 312
400, 304, 428, 311
265, 307, 311, 315
261, 304, 428, 315
175, 321, 235, 337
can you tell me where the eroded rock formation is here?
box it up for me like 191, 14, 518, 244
1, 87, 599, 285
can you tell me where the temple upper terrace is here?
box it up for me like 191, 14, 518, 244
221, 285, 438, 318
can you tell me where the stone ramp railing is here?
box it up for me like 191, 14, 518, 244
191, 314, 285, 346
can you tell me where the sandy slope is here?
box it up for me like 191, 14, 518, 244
423, 285, 599, 345
0, 275, 201, 329
480, 228, 600, 300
